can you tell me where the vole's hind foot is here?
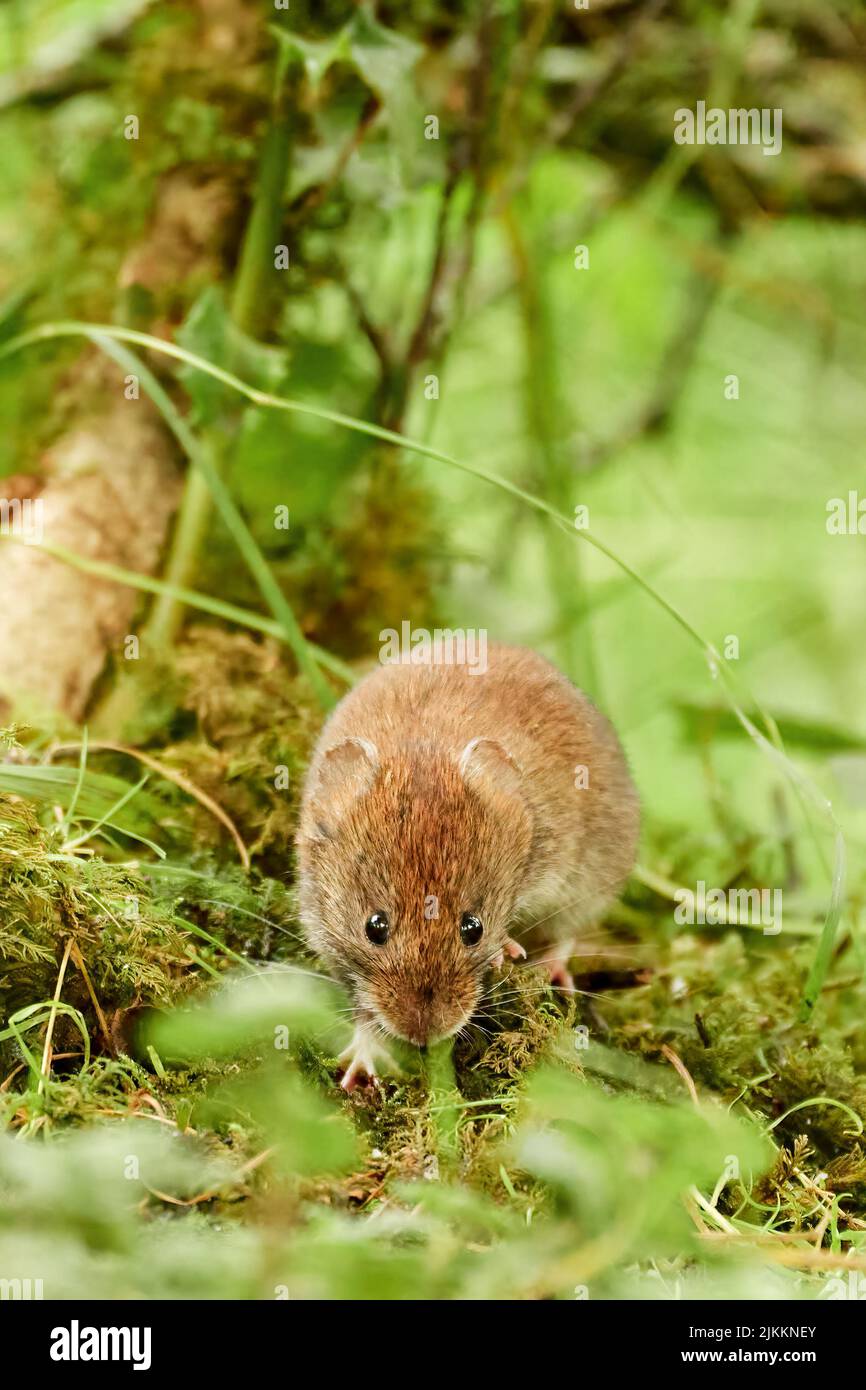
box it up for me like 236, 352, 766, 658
337, 1025, 399, 1093
542, 941, 578, 994
548, 963, 576, 993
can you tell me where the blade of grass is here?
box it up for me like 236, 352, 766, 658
52, 739, 250, 870
172, 915, 259, 974
60, 725, 88, 836
0, 761, 161, 828
63, 772, 154, 854
714, 687, 846, 1020
38, 937, 73, 1096
0, 999, 91, 1086
89, 331, 334, 711
766, 1096, 863, 1137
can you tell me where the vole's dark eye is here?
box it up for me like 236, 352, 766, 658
460, 912, 484, 947
365, 911, 390, 946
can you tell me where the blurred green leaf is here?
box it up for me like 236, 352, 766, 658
0, 1122, 236, 1245
0, 0, 153, 107
512, 1064, 771, 1256
204, 1062, 358, 1178
273, 6, 422, 174
676, 700, 866, 753
271, 26, 348, 89
344, 8, 423, 110
148, 967, 343, 1061
177, 287, 288, 428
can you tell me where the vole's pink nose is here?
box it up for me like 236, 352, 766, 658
398, 984, 436, 1046
406, 1016, 429, 1047
382, 986, 466, 1047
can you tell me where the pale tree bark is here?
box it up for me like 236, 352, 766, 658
0, 393, 180, 722
0, 0, 259, 723
0, 160, 244, 722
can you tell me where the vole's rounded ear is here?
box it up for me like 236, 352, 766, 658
458, 737, 523, 797
309, 737, 379, 833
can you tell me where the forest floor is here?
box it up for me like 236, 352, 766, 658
2, 626, 864, 1301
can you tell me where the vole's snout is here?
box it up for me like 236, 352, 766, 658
403, 999, 433, 1048
380, 986, 473, 1049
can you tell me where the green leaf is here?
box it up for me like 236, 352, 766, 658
272, 8, 423, 175
177, 287, 288, 428
203, 1063, 358, 1178
344, 7, 423, 109
270, 26, 350, 90
147, 967, 344, 1061
0, 0, 154, 108
512, 1064, 771, 1256
345, 7, 423, 175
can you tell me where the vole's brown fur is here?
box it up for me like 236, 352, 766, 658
297, 643, 638, 1087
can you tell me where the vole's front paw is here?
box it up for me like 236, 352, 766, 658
492, 935, 527, 969
337, 1026, 399, 1092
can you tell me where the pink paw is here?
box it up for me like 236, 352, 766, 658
337, 1027, 397, 1092
492, 935, 527, 968
546, 960, 576, 993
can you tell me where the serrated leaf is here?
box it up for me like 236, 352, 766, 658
177, 287, 289, 428
270, 25, 350, 89
344, 7, 423, 107
272, 9, 423, 177
345, 7, 423, 175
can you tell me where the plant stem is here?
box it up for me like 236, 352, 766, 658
38, 937, 73, 1096
93, 335, 335, 710
425, 1040, 460, 1174
230, 111, 293, 338
142, 82, 294, 650
504, 202, 599, 696
143, 466, 213, 649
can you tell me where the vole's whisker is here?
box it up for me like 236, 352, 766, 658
484, 980, 620, 1003
463, 1021, 493, 1041
478, 978, 508, 1002
524, 950, 641, 969
263, 963, 335, 982
193, 898, 306, 943
511, 895, 591, 936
